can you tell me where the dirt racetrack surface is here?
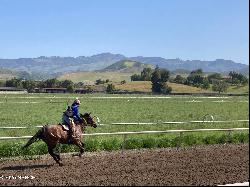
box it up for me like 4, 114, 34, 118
0, 143, 249, 186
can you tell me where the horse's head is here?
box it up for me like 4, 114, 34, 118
80, 113, 98, 128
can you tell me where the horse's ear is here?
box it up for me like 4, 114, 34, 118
89, 112, 91, 115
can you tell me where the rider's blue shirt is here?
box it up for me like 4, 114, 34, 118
71, 103, 81, 121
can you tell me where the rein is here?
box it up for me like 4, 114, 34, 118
79, 114, 100, 127
81, 117, 88, 126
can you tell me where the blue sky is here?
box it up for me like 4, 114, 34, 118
0, 0, 249, 64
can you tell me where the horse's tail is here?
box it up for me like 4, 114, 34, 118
23, 127, 45, 148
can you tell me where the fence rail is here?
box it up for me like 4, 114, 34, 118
0, 119, 248, 128
0, 127, 248, 140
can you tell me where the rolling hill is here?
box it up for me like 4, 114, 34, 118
101, 60, 154, 73
0, 53, 248, 79
58, 60, 155, 83
57, 71, 134, 84
0, 68, 17, 80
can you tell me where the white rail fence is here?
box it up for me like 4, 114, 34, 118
0, 128, 248, 140
0, 119, 248, 128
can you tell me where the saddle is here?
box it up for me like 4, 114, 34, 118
60, 118, 76, 131
60, 123, 69, 131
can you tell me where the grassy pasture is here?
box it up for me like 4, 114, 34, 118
115, 81, 212, 93
115, 81, 249, 93
0, 93, 248, 157
57, 71, 249, 94
58, 71, 134, 84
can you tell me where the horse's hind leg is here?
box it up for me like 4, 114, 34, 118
48, 146, 63, 166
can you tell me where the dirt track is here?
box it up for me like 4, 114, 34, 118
0, 143, 249, 186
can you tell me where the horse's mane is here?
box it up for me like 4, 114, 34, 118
80, 113, 90, 118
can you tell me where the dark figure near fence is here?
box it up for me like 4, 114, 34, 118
23, 113, 97, 166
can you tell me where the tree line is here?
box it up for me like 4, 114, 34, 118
0, 78, 79, 93
0, 67, 248, 94
131, 67, 249, 94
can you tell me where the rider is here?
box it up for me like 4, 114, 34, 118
71, 98, 83, 124
62, 97, 83, 143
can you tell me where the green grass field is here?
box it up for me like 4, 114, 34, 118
0, 93, 249, 158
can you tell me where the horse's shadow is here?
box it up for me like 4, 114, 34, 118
1, 164, 53, 171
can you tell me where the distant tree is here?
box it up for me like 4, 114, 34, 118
74, 82, 84, 88
207, 73, 222, 84
151, 67, 162, 93
241, 76, 249, 86
140, 67, 153, 81
106, 84, 115, 93
44, 78, 59, 88
22, 80, 37, 92
186, 69, 204, 87
228, 71, 249, 86
212, 80, 229, 94
185, 69, 213, 89
66, 85, 74, 93
60, 80, 74, 88
160, 69, 170, 82
174, 75, 186, 84
5, 77, 22, 88
235, 73, 248, 86
151, 67, 172, 94
229, 71, 237, 84
191, 69, 203, 75
131, 74, 141, 81
37, 81, 46, 89
201, 78, 210, 90
161, 82, 172, 94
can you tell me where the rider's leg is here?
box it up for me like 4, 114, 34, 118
63, 115, 73, 143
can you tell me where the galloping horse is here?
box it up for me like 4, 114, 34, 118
23, 113, 98, 166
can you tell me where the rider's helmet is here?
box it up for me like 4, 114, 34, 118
74, 97, 81, 105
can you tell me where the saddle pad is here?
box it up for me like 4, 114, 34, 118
61, 124, 69, 131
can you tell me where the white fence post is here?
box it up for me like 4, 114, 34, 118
122, 134, 128, 154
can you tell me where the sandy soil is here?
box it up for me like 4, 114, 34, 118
0, 143, 248, 186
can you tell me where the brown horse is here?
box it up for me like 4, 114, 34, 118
23, 113, 98, 166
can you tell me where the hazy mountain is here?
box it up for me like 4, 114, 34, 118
0, 53, 126, 75
130, 57, 248, 75
0, 53, 248, 78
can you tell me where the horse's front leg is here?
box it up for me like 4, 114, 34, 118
80, 141, 85, 156
74, 140, 85, 157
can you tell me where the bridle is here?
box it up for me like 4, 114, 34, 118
80, 114, 99, 127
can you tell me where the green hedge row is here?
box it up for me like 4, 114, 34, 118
0, 132, 248, 158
